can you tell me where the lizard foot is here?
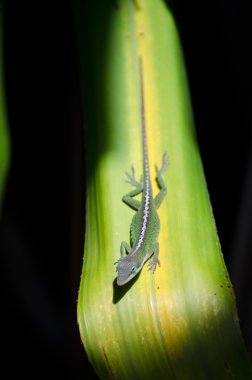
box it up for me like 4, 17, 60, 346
148, 257, 160, 273
155, 152, 169, 175
125, 165, 142, 187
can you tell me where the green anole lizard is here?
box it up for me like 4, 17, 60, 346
116, 57, 168, 286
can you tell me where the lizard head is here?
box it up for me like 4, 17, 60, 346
116, 256, 142, 286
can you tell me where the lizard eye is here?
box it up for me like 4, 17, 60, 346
131, 266, 137, 274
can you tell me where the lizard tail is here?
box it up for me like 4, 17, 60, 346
139, 57, 152, 194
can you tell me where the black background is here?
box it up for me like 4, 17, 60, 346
1, 0, 251, 379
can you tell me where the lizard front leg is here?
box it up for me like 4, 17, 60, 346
120, 241, 132, 257
148, 242, 160, 272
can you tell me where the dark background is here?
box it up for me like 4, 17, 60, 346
1, 0, 251, 379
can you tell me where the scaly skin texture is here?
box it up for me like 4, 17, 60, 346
116, 58, 168, 286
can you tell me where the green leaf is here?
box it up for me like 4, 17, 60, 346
0, 1, 10, 213
74, 0, 252, 378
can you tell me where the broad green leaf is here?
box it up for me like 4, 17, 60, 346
75, 0, 252, 379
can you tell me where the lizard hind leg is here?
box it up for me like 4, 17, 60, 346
154, 152, 169, 209
125, 165, 142, 188
155, 152, 169, 175
122, 165, 143, 211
